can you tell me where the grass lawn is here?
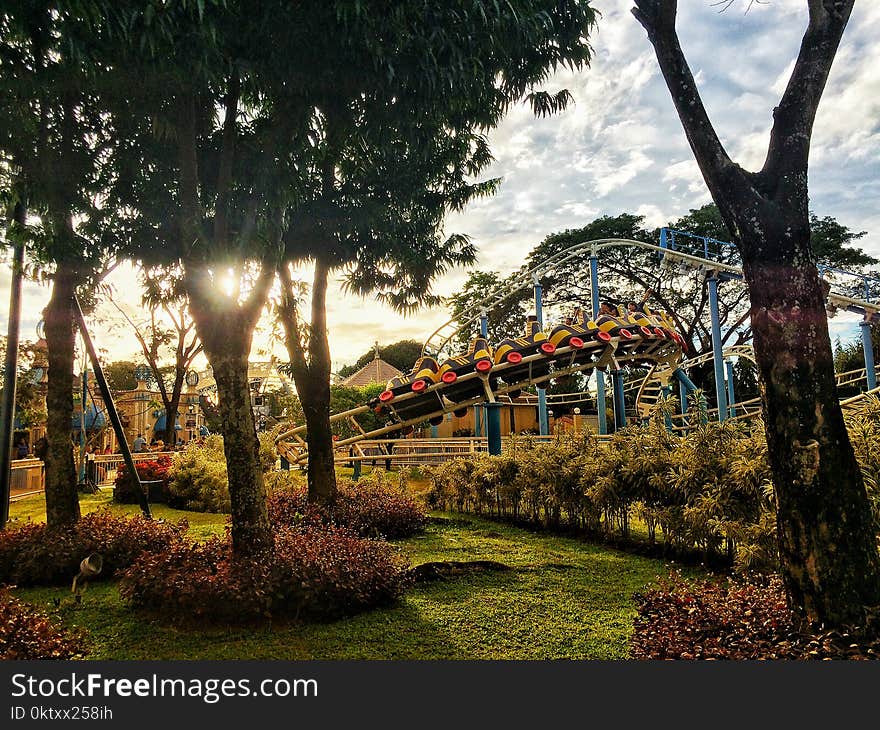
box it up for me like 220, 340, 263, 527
9, 491, 685, 659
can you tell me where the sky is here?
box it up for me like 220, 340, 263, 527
2, 0, 879, 373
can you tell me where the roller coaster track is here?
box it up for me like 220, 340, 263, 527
278, 237, 880, 463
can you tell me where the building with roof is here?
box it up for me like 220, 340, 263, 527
339, 350, 403, 388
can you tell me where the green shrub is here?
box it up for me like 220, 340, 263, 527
0, 511, 187, 587
166, 436, 230, 513
119, 526, 410, 622
0, 588, 86, 659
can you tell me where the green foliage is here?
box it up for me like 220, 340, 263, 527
15, 515, 671, 659
428, 399, 880, 571
103, 360, 139, 393
445, 271, 531, 349
166, 436, 230, 513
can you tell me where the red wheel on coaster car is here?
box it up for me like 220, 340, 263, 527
596, 331, 612, 343
640, 326, 654, 337
540, 342, 557, 355
619, 328, 633, 340
411, 379, 427, 393
506, 351, 523, 364
475, 359, 492, 373
653, 327, 666, 338
441, 371, 458, 384
379, 390, 394, 403
569, 336, 584, 349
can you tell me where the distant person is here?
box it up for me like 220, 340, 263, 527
15, 438, 29, 459
132, 433, 147, 453
33, 436, 48, 461
627, 288, 652, 316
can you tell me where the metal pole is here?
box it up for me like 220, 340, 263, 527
486, 402, 502, 455
480, 311, 489, 438
707, 274, 728, 421
79, 366, 88, 484
661, 384, 674, 431
589, 254, 607, 435
0, 198, 26, 529
725, 359, 737, 417
72, 296, 152, 519
533, 278, 549, 436
861, 319, 877, 390
678, 378, 689, 433
612, 370, 626, 429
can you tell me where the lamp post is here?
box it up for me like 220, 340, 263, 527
573, 407, 581, 434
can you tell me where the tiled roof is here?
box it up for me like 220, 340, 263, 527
341, 358, 403, 387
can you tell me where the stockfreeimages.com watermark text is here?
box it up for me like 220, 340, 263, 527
10, 672, 317, 706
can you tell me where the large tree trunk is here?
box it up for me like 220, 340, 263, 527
209, 341, 272, 554
300, 371, 337, 507
631, 0, 879, 627
740, 222, 880, 625
42, 268, 80, 528
279, 260, 338, 506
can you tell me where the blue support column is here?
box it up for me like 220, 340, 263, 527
725, 360, 737, 417
589, 254, 608, 435
661, 384, 674, 431
480, 311, 489, 437
861, 320, 877, 390
673, 367, 707, 425
707, 274, 728, 421
534, 279, 549, 436
678, 379, 689, 433
612, 370, 626, 429
486, 403, 502, 455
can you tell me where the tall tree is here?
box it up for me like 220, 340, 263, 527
0, 3, 125, 527
108, 272, 202, 444
632, 0, 880, 625
276, 0, 597, 506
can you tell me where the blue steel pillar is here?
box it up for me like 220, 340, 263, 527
486, 402, 502, 455
478, 311, 489, 437
589, 254, 608, 434
861, 319, 877, 391
534, 279, 549, 436
725, 360, 737, 417
661, 384, 674, 431
612, 370, 626, 429
707, 274, 728, 421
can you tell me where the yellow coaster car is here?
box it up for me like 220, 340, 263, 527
493, 316, 557, 387
437, 336, 495, 406
375, 356, 444, 423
